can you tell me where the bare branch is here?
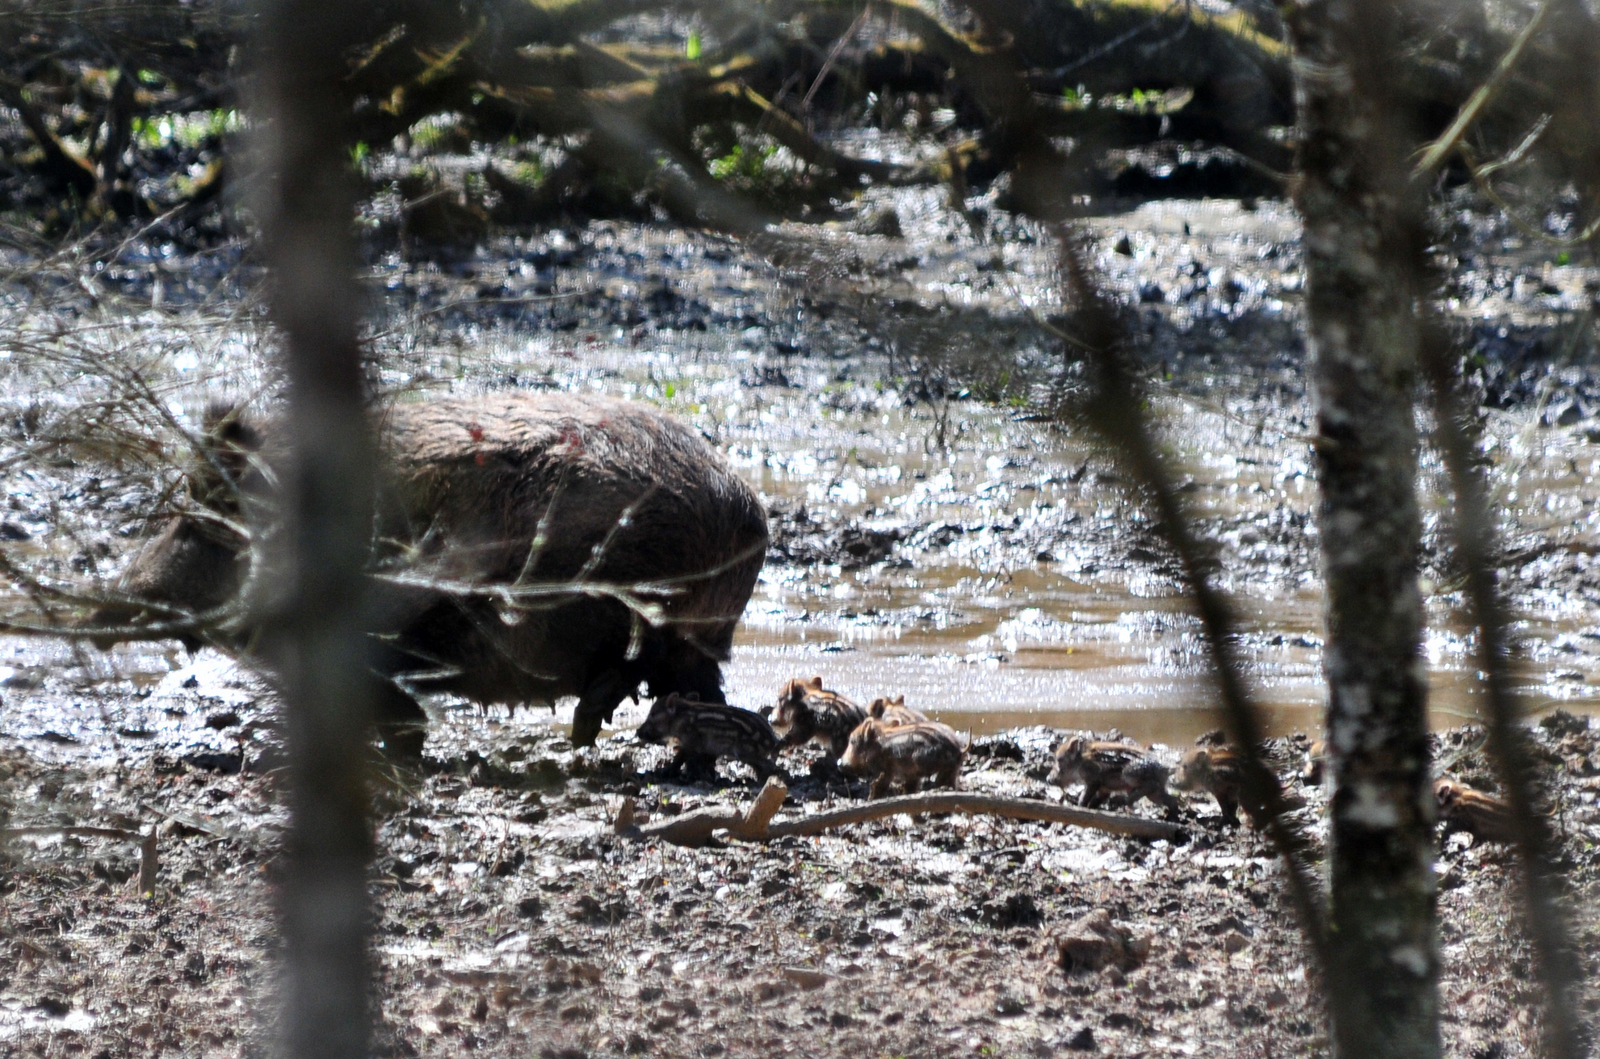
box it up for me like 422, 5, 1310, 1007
1049, 230, 1330, 974
1413, 0, 1555, 180
613, 779, 1185, 848
1418, 314, 1586, 1059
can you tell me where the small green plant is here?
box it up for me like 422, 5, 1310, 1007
708, 141, 778, 183
409, 112, 468, 152
349, 141, 371, 166
686, 31, 702, 61
132, 109, 240, 151
131, 115, 169, 150
507, 159, 545, 186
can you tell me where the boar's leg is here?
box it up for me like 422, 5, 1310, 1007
570, 670, 640, 748
1215, 792, 1242, 827
656, 749, 688, 780
682, 752, 723, 785
776, 726, 812, 752
746, 753, 788, 786
571, 641, 728, 748
371, 677, 428, 758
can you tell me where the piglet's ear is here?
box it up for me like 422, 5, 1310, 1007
808, 676, 823, 688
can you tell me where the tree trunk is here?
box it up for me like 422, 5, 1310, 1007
1284, 0, 1439, 1056
252, 4, 378, 1058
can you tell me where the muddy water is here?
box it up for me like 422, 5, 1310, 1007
715, 399, 1600, 744
7, 200, 1600, 756
459, 335, 1600, 745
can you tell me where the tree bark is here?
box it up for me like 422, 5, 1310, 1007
1284, 0, 1439, 1055
252, 3, 377, 1058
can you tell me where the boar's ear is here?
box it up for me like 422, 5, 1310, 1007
808, 676, 824, 688
201, 402, 263, 459
893, 695, 904, 706
188, 402, 263, 508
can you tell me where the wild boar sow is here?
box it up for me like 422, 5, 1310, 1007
94, 392, 769, 749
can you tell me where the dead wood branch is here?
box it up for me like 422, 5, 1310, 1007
1414, 0, 1555, 178
0, 73, 98, 201
766, 792, 1183, 840
2, 823, 159, 893
701, 81, 919, 183
614, 776, 790, 848
614, 779, 1184, 848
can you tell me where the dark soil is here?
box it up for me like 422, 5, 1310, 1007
6, 702, 1600, 1057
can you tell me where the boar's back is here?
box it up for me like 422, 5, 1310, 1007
369, 392, 767, 702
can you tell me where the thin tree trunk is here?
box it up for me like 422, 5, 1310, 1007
252, 4, 377, 1058
1283, 0, 1440, 1055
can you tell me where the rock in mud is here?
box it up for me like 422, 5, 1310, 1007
1050, 909, 1150, 974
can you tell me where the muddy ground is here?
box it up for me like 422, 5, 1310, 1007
7, 701, 1600, 1058
5, 183, 1600, 1055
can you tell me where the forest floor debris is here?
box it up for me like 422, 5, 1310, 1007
4, 712, 1600, 1057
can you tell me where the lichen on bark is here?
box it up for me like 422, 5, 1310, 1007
1285, 0, 1440, 1054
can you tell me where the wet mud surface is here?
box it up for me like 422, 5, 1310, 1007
5, 191, 1600, 1054
8, 706, 1600, 1058
7, 199, 1600, 744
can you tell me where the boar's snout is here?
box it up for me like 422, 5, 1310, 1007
87, 516, 248, 652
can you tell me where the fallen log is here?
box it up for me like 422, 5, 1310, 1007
613, 778, 1185, 848
0, 74, 99, 202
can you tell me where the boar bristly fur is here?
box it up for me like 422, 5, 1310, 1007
91, 393, 769, 751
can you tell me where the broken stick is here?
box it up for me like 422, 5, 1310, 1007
613, 779, 1184, 848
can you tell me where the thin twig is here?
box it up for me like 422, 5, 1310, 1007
1413, 0, 1555, 179
1417, 312, 1586, 1059
1051, 228, 1330, 975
